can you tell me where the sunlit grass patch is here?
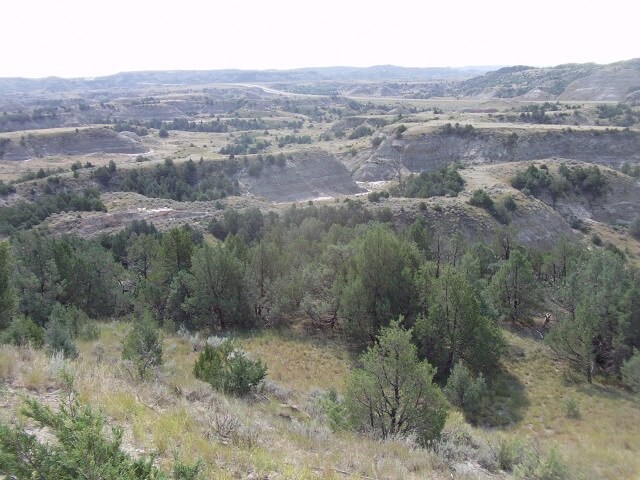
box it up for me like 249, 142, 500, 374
0, 346, 16, 380
151, 408, 195, 454
20, 351, 51, 391
498, 329, 640, 480
241, 330, 352, 394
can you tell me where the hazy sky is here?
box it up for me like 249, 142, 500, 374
2, 0, 638, 78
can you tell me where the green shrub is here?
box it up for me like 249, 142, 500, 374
349, 125, 373, 139
469, 189, 495, 210
367, 191, 388, 203
564, 396, 580, 419
511, 164, 553, 195
492, 204, 511, 225
320, 388, 349, 432
444, 362, 487, 421
621, 349, 640, 392
513, 445, 569, 480
0, 388, 201, 479
503, 195, 517, 211
496, 436, 524, 471
194, 340, 266, 396
45, 316, 78, 359
0, 315, 44, 347
392, 164, 465, 198
368, 191, 382, 203
49, 303, 99, 341
122, 311, 163, 379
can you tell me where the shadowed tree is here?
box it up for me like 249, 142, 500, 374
337, 224, 421, 344
184, 244, 251, 330
490, 249, 541, 322
415, 266, 503, 377
0, 242, 15, 328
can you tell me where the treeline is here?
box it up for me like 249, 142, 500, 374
277, 134, 312, 147
90, 158, 240, 201
113, 117, 271, 135
1, 203, 638, 392
511, 163, 608, 199
596, 103, 640, 127
219, 133, 271, 156
117, 158, 239, 201
0, 189, 105, 234
516, 103, 572, 124
390, 164, 465, 198
441, 122, 476, 136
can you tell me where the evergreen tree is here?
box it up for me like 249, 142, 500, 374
0, 241, 15, 328
185, 244, 251, 329
337, 224, 421, 344
345, 320, 448, 446
415, 266, 503, 377
490, 249, 541, 322
122, 311, 163, 378
444, 361, 487, 422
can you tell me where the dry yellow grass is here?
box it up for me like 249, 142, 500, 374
1, 322, 638, 479
0, 347, 16, 380
70, 323, 446, 478
496, 330, 640, 480
241, 331, 352, 394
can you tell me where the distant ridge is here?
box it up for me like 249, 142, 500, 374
0, 65, 496, 94
0, 59, 638, 102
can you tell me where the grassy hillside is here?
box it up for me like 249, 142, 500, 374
1, 322, 638, 479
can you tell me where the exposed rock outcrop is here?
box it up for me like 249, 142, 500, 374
0, 127, 147, 160
354, 129, 640, 180
239, 149, 364, 201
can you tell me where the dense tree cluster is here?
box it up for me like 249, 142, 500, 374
511, 163, 608, 200
441, 123, 476, 136
390, 164, 465, 198
0, 197, 638, 390
596, 103, 640, 127
112, 158, 240, 201
0, 189, 105, 234
114, 117, 271, 135
219, 133, 270, 156
277, 134, 312, 147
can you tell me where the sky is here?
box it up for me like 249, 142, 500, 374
1, 0, 638, 78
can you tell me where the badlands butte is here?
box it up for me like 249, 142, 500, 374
0, 59, 639, 253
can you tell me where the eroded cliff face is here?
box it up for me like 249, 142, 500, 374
0, 127, 147, 160
354, 129, 640, 181
532, 162, 640, 227
239, 148, 364, 202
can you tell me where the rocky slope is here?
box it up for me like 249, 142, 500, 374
0, 127, 147, 160
353, 128, 640, 181
239, 149, 364, 201
455, 59, 640, 102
